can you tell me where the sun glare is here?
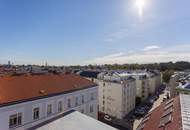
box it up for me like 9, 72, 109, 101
135, 0, 146, 17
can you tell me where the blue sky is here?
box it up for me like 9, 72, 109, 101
0, 0, 190, 65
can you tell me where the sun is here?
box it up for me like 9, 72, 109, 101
135, 0, 146, 17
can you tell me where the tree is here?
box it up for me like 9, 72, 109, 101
162, 70, 174, 83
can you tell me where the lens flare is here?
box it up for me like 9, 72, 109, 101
135, 0, 146, 17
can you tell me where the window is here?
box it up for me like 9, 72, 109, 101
67, 99, 71, 108
47, 104, 52, 116
90, 105, 94, 113
75, 97, 78, 106
33, 107, 39, 120
103, 100, 105, 105
82, 95, 85, 104
91, 93, 94, 100
159, 114, 172, 127
58, 101, 63, 112
142, 81, 145, 85
123, 90, 126, 95
9, 113, 22, 128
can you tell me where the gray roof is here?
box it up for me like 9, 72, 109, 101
180, 94, 190, 130
28, 110, 118, 130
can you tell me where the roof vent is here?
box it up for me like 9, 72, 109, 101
39, 90, 45, 94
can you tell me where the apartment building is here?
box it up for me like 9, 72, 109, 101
130, 73, 149, 101
169, 74, 180, 98
147, 72, 161, 95
116, 72, 150, 101
97, 72, 136, 119
0, 74, 98, 130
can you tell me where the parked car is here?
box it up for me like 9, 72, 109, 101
104, 115, 112, 121
144, 105, 151, 111
134, 110, 146, 117
152, 95, 159, 101
134, 107, 147, 117
145, 99, 154, 107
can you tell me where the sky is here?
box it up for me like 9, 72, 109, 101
0, 0, 190, 65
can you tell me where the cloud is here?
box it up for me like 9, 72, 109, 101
143, 45, 160, 51
85, 44, 190, 65
127, 50, 135, 54
104, 29, 128, 43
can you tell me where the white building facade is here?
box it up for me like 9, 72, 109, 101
147, 72, 161, 95
0, 74, 98, 130
169, 74, 180, 98
0, 87, 98, 130
97, 74, 136, 119
131, 74, 149, 101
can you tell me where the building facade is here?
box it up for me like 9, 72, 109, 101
97, 73, 136, 119
131, 74, 149, 101
0, 74, 98, 130
147, 72, 162, 95
169, 74, 180, 98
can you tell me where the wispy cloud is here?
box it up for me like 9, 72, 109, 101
104, 29, 128, 43
85, 44, 190, 65
143, 45, 161, 51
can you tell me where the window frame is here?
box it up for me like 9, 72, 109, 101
90, 105, 94, 113
47, 104, 52, 116
67, 98, 71, 108
9, 113, 22, 128
82, 95, 85, 104
58, 101, 63, 112
90, 93, 94, 100
75, 97, 78, 106
33, 107, 40, 120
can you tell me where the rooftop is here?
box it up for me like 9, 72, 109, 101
27, 110, 118, 130
0, 74, 96, 107
180, 94, 190, 130
177, 82, 190, 91
77, 70, 100, 78
137, 95, 182, 130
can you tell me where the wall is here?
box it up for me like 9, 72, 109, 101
133, 76, 149, 101
148, 76, 156, 95
97, 79, 136, 119
0, 87, 98, 130
169, 75, 179, 98
121, 81, 136, 117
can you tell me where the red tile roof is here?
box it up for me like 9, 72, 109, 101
138, 96, 182, 130
0, 74, 96, 106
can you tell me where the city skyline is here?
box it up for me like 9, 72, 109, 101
0, 0, 190, 65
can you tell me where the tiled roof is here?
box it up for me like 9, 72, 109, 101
0, 74, 96, 106
137, 96, 182, 130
